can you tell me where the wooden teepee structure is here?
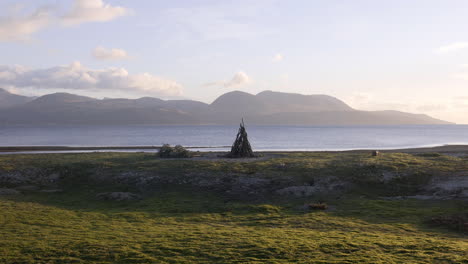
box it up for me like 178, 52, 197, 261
228, 119, 255, 158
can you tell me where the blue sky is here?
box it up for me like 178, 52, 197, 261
1, 0, 468, 123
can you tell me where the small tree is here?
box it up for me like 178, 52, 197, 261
228, 119, 255, 158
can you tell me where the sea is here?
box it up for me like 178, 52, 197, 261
0, 125, 467, 152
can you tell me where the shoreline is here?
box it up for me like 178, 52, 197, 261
0, 144, 467, 154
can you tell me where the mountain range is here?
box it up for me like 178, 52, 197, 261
0, 88, 451, 125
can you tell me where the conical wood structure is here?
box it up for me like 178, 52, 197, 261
228, 119, 255, 158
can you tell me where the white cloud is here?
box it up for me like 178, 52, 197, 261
92, 46, 131, 60
205, 71, 251, 88
225, 71, 251, 87
0, 62, 182, 96
436, 42, 468, 54
272, 53, 283, 62
345, 92, 468, 123
0, 5, 51, 42
61, 0, 130, 26
0, 0, 130, 42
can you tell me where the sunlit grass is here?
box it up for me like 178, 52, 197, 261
0, 152, 467, 263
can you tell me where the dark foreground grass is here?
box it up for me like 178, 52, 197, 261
0, 152, 467, 263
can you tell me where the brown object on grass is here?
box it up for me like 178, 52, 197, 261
429, 213, 468, 233
308, 203, 328, 210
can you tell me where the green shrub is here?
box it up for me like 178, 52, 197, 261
158, 144, 192, 158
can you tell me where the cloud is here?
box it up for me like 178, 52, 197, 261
92, 46, 131, 60
0, 62, 182, 96
61, 0, 130, 26
436, 42, 468, 54
415, 104, 448, 112
0, 0, 130, 42
347, 92, 412, 112
225, 72, 251, 87
272, 53, 283, 62
0, 5, 51, 41
205, 71, 251, 88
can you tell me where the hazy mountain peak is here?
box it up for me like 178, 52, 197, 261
210, 90, 263, 114
0, 88, 34, 108
33, 93, 96, 103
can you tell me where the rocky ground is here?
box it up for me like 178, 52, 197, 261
0, 149, 467, 201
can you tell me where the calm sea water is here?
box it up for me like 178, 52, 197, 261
0, 125, 467, 151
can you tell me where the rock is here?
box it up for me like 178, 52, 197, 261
426, 172, 468, 197
457, 189, 468, 198
40, 189, 63, 193
0, 188, 21, 195
16, 185, 40, 191
46, 173, 60, 183
406, 195, 440, 200
382, 195, 451, 200
276, 186, 317, 197
275, 163, 288, 169
0, 170, 61, 186
0, 171, 28, 185
96, 192, 142, 201
381, 171, 399, 183
235, 177, 271, 188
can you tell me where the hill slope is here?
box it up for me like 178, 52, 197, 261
0, 88, 34, 108
0, 90, 452, 125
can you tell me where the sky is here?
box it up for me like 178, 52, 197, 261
0, 0, 468, 123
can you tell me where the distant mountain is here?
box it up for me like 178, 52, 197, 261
0, 93, 200, 125
0, 88, 34, 108
0, 90, 452, 125
209, 90, 354, 123
256, 90, 352, 112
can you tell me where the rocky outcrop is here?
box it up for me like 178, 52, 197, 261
0, 188, 20, 195
276, 186, 317, 197
425, 172, 468, 199
96, 192, 142, 201
0, 165, 466, 200
0, 169, 60, 186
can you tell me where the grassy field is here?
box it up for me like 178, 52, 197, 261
0, 152, 467, 263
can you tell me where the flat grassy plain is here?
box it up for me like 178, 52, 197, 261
0, 152, 467, 263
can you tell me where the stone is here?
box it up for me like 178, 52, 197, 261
96, 192, 142, 201
16, 185, 40, 191
40, 189, 64, 193
0, 188, 21, 195
276, 186, 317, 197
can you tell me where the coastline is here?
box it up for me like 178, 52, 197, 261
0, 144, 467, 155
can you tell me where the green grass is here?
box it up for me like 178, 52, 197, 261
0, 152, 467, 263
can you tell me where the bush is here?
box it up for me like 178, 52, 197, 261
158, 144, 192, 158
